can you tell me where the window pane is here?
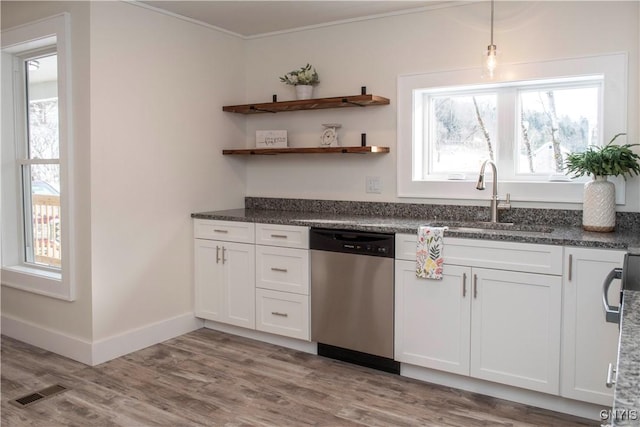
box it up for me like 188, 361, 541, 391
23, 164, 61, 268
26, 54, 58, 160
518, 86, 599, 174
429, 94, 497, 174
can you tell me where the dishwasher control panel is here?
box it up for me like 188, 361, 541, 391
309, 228, 394, 258
342, 243, 390, 255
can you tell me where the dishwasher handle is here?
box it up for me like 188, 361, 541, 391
602, 267, 623, 324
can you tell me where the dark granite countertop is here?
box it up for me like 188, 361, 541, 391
612, 290, 640, 426
192, 208, 640, 251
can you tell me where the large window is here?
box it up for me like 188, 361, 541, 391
398, 53, 627, 204
415, 77, 602, 181
1, 14, 74, 300
23, 52, 62, 268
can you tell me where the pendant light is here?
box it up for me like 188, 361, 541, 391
484, 0, 498, 78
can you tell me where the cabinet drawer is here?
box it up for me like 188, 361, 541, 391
396, 233, 419, 261
194, 219, 255, 243
256, 246, 309, 294
256, 288, 310, 340
255, 223, 309, 249
396, 233, 562, 275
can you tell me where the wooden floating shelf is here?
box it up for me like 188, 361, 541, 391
222, 146, 390, 155
222, 94, 390, 114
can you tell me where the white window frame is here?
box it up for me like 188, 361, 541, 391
397, 53, 628, 204
1, 13, 75, 300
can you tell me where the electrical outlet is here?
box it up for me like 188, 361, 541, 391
366, 176, 382, 194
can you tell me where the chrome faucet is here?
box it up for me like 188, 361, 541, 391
476, 160, 510, 222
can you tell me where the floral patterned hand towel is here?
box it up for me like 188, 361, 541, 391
416, 226, 445, 280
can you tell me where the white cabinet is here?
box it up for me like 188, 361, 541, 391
561, 247, 625, 405
470, 267, 561, 394
255, 288, 309, 340
255, 223, 310, 340
395, 234, 562, 394
194, 220, 256, 329
194, 220, 310, 340
255, 245, 309, 294
395, 261, 471, 376
255, 223, 309, 249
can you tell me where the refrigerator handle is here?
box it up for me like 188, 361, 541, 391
602, 267, 623, 324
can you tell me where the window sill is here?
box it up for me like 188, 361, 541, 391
1, 265, 73, 301
398, 177, 626, 205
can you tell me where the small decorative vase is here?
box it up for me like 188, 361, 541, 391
582, 176, 616, 232
295, 85, 314, 100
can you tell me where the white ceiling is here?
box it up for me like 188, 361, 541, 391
138, 1, 451, 38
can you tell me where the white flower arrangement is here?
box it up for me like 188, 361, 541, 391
279, 63, 320, 86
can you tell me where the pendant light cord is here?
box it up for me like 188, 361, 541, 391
490, 0, 494, 46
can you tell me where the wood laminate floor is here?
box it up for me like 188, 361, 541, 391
2, 328, 598, 426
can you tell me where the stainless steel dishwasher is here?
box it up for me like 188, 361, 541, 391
310, 228, 399, 374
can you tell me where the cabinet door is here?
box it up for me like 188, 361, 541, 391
395, 260, 471, 376
221, 241, 256, 329
561, 247, 625, 405
470, 268, 561, 394
194, 239, 224, 321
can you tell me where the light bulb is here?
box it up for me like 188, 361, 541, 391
485, 44, 498, 78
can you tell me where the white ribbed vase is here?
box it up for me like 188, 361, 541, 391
582, 176, 616, 232
295, 85, 314, 100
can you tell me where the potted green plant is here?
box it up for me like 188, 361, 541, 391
564, 133, 640, 232
279, 64, 320, 100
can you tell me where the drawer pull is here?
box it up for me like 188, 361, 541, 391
271, 311, 288, 317
213, 229, 229, 234
271, 267, 288, 273
270, 234, 288, 239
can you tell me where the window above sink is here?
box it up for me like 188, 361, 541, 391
397, 53, 628, 205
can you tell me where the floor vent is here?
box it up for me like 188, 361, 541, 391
10, 384, 68, 408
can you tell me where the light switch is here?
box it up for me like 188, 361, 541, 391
366, 176, 382, 194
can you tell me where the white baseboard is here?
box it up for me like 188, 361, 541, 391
1, 313, 93, 365
203, 320, 317, 354
91, 313, 204, 365
401, 363, 604, 421
2, 312, 204, 366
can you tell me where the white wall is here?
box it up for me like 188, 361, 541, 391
89, 1, 245, 342
1, 1, 93, 342
243, 1, 640, 212
2, 1, 246, 360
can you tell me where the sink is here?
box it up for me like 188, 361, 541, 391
429, 221, 554, 234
